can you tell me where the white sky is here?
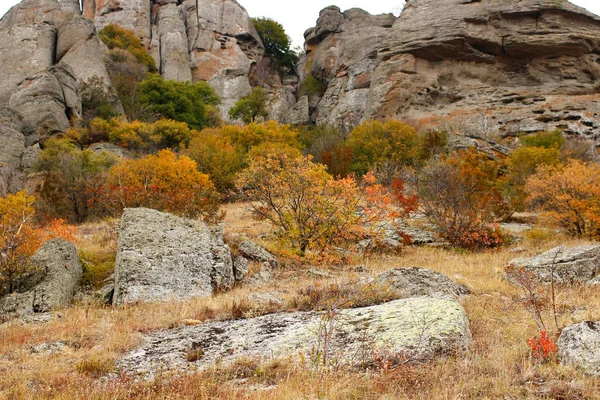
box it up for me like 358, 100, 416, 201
1, 0, 600, 47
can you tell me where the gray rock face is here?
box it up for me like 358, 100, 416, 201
558, 321, 600, 376
302, 1, 600, 138
113, 208, 235, 305
0, 239, 82, 319
508, 245, 600, 284
155, 3, 192, 82
118, 297, 472, 375
9, 64, 78, 144
302, 7, 396, 129
373, 268, 471, 300
0, 107, 26, 170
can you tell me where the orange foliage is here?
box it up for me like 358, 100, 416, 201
527, 331, 558, 362
0, 192, 77, 294
236, 155, 416, 256
99, 150, 222, 222
527, 159, 600, 238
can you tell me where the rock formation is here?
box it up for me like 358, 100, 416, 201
81, 0, 266, 119
300, 0, 600, 139
558, 321, 600, 376
0, 239, 82, 319
113, 208, 235, 305
508, 245, 600, 284
373, 267, 471, 299
118, 297, 472, 375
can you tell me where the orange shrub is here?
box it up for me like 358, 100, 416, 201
235, 154, 416, 256
417, 148, 507, 250
0, 192, 77, 294
100, 150, 222, 222
527, 159, 600, 237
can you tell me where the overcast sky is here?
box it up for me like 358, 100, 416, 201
1, 0, 600, 47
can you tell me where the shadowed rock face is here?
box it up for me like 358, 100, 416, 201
301, 0, 600, 138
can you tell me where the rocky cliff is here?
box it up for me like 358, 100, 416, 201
301, 0, 600, 138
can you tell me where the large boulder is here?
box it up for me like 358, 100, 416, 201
373, 268, 471, 300
113, 208, 235, 305
0, 239, 82, 319
558, 321, 600, 376
118, 297, 472, 375
508, 245, 600, 284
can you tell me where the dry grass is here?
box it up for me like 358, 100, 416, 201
1, 205, 599, 399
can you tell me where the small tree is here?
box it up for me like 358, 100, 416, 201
228, 87, 269, 124
0, 192, 76, 294
136, 74, 221, 130
236, 154, 416, 256
252, 17, 298, 74
98, 24, 157, 72
101, 150, 222, 222
527, 159, 600, 238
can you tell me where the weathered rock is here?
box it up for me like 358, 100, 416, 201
558, 321, 600, 376
303, 1, 600, 139
9, 63, 79, 144
82, 0, 151, 47
508, 245, 600, 284
304, 8, 396, 129
0, 239, 83, 319
237, 240, 278, 268
373, 268, 471, 300
155, 3, 192, 82
0, 107, 25, 170
232, 256, 249, 282
283, 95, 310, 125
113, 208, 235, 305
118, 297, 472, 375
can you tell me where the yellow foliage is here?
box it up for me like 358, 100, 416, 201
527, 159, 600, 237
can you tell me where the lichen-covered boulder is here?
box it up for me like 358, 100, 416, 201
113, 208, 235, 305
508, 245, 600, 284
118, 297, 472, 375
558, 321, 600, 376
373, 267, 471, 300
0, 239, 82, 319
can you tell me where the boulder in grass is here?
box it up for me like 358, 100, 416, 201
373, 267, 471, 300
508, 245, 600, 284
558, 321, 600, 376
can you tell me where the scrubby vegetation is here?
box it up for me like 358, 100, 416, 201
1, 22, 600, 400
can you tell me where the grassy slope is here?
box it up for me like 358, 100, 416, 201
0, 204, 599, 399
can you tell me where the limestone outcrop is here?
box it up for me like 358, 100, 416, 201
300, 0, 600, 138
558, 321, 600, 376
508, 245, 600, 284
113, 208, 235, 305
373, 267, 471, 300
118, 297, 472, 375
0, 239, 82, 319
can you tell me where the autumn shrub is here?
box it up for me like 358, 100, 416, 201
98, 24, 156, 72
228, 87, 269, 124
0, 192, 76, 294
520, 129, 565, 149
35, 138, 117, 223
347, 120, 421, 175
528, 330, 558, 362
86, 117, 194, 153
135, 74, 221, 130
417, 148, 508, 250
235, 154, 416, 256
79, 77, 120, 125
99, 150, 222, 222
303, 125, 352, 178
105, 48, 150, 120
527, 159, 600, 238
